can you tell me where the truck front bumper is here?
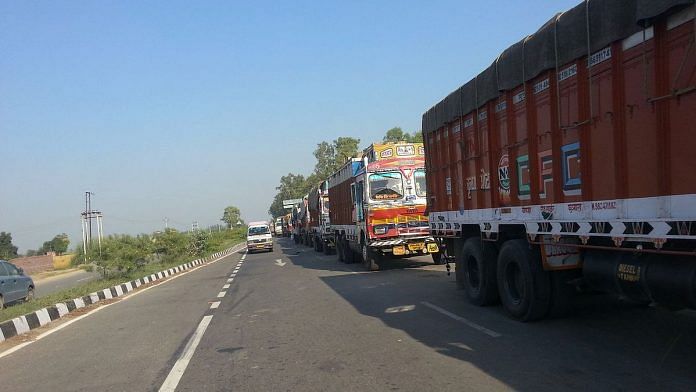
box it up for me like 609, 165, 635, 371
371, 238, 439, 256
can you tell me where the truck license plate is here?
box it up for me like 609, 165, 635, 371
408, 243, 424, 251
392, 246, 406, 255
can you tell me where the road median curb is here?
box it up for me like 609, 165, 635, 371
0, 244, 245, 343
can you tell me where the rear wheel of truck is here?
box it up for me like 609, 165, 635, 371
546, 270, 579, 318
336, 237, 345, 262
496, 239, 551, 322
323, 240, 332, 255
456, 238, 499, 306
344, 240, 355, 263
361, 243, 379, 271
431, 252, 444, 265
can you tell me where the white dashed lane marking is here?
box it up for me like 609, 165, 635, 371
217, 291, 226, 298
420, 301, 501, 338
222, 284, 230, 289
210, 301, 220, 309
159, 315, 214, 391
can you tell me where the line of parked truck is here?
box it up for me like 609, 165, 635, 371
286, 141, 440, 271
271, 0, 696, 322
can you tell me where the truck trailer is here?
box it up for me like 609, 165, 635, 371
422, 0, 696, 321
329, 142, 440, 270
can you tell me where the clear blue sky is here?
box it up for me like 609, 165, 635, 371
1, 0, 579, 252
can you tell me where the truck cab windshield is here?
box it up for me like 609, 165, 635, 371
369, 172, 404, 200
414, 169, 427, 197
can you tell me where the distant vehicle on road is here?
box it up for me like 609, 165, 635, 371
307, 180, 335, 254
247, 221, 273, 253
274, 217, 283, 237
0, 260, 35, 308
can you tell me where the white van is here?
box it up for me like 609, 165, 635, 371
247, 221, 273, 253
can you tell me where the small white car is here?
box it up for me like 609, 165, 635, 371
247, 222, 273, 253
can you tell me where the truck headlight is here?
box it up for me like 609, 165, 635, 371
374, 225, 388, 235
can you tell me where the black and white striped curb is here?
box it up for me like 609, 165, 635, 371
0, 244, 246, 343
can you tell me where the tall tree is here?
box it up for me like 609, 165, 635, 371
333, 137, 360, 167
268, 173, 309, 217
313, 137, 360, 180
268, 136, 360, 218
382, 127, 423, 143
221, 206, 243, 228
0, 232, 19, 259
383, 127, 407, 142
38, 233, 70, 255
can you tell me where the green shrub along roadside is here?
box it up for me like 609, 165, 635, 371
0, 227, 247, 324
73, 227, 246, 279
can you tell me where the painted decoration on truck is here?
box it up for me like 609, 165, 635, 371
538, 150, 553, 199
369, 143, 425, 162
561, 142, 581, 195
498, 154, 511, 203
516, 155, 531, 200
396, 144, 416, 156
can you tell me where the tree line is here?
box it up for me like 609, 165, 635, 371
267, 127, 422, 218
0, 232, 70, 259
0, 204, 246, 261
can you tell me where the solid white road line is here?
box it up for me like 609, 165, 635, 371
217, 291, 226, 298
209, 302, 220, 309
76, 277, 93, 282
222, 284, 230, 289
420, 301, 501, 338
159, 315, 214, 392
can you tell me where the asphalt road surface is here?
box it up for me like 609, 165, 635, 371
1, 238, 694, 391
34, 269, 100, 298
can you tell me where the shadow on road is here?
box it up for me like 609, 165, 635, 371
269, 234, 696, 391
277, 237, 437, 273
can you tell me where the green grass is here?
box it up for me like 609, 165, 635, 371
0, 239, 245, 324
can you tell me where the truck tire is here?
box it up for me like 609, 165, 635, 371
323, 240, 332, 255
431, 252, 444, 265
496, 239, 551, 322
337, 237, 345, 262
547, 270, 579, 318
362, 243, 379, 271
316, 237, 324, 252
456, 238, 499, 306
344, 241, 356, 264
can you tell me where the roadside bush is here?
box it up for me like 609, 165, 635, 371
187, 230, 210, 257
70, 226, 246, 278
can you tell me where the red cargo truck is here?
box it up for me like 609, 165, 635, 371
329, 143, 439, 271
308, 180, 335, 254
423, 0, 696, 321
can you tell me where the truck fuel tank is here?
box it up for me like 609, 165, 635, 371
583, 251, 696, 309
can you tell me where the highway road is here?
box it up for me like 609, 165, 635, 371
0, 238, 695, 391
33, 269, 100, 298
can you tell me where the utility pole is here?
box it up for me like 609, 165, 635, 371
164, 217, 169, 230
81, 191, 104, 262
